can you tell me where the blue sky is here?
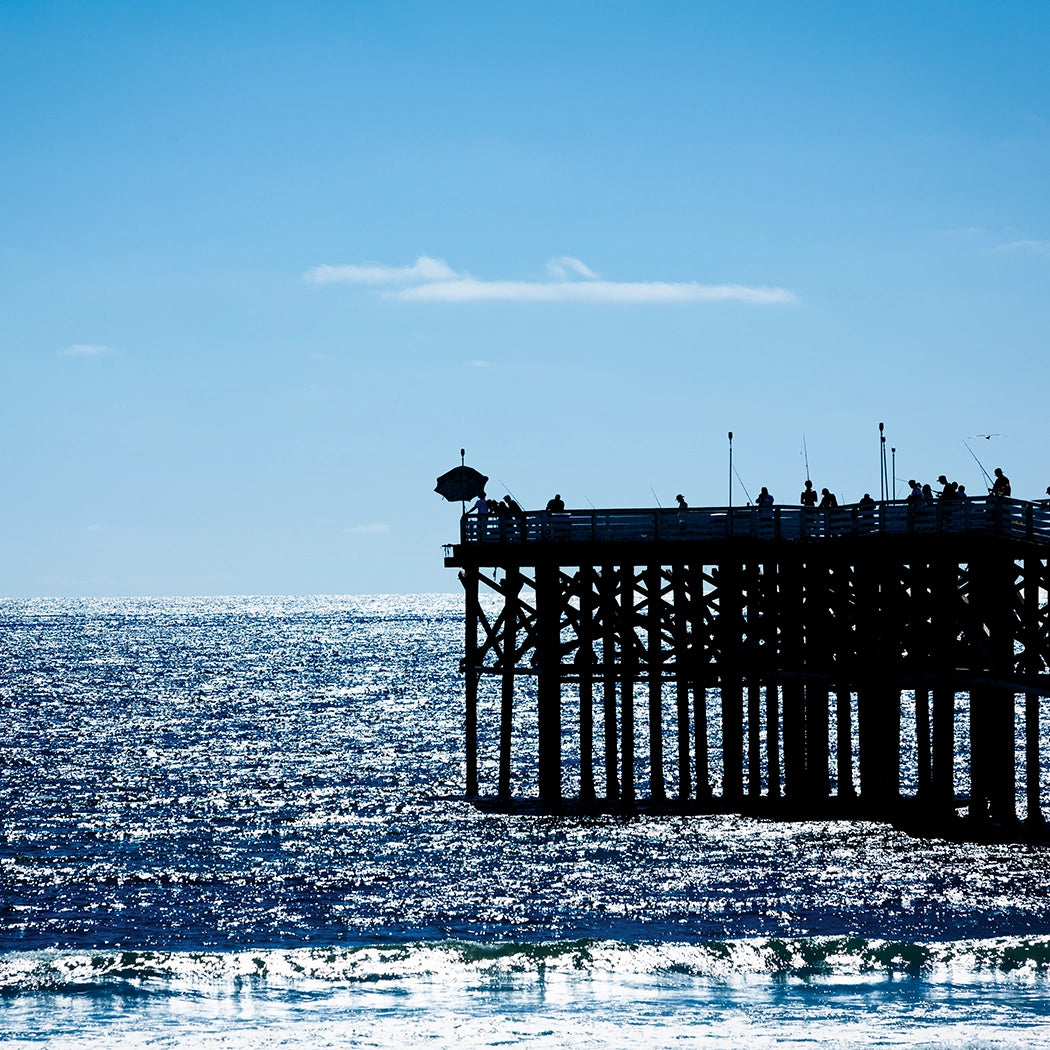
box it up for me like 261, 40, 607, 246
3, 1, 1049, 596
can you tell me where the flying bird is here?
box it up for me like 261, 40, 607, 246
969, 433, 1005, 440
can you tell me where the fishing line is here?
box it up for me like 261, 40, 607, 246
732, 466, 754, 505
963, 441, 994, 489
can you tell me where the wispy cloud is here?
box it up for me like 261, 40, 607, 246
306, 257, 458, 285
992, 239, 1050, 256
344, 523, 391, 535
305, 255, 796, 305
58, 343, 117, 357
546, 255, 599, 279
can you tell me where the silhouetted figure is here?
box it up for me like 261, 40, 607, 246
936, 474, 956, 500
859, 493, 876, 508
546, 493, 565, 512
676, 493, 688, 510
504, 495, 524, 517
991, 468, 1011, 497
757, 487, 774, 507
470, 494, 489, 516
800, 480, 817, 507
818, 487, 838, 508
957, 485, 969, 499
922, 484, 934, 501
907, 479, 922, 503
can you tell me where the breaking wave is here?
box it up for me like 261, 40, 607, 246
5, 936, 1050, 995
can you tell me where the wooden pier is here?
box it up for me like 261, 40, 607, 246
443, 496, 1050, 836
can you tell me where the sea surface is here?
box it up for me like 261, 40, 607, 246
3, 595, 1050, 1047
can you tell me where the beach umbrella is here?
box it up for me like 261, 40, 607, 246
435, 450, 488, 513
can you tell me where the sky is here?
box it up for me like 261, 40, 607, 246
2, 1, 1049, 597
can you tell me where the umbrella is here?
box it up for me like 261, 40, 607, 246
435, 465, 489, 502
435, 450, 489, 511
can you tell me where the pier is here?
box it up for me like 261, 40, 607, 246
443, 496, 1050, 836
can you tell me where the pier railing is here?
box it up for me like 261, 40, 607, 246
459, 496, 1050, 546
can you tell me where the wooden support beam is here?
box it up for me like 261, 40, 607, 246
763, 558, 782, 799
746, 563, 763, 798
577, 567, 596, 802
833, 563, 854, 800
804, 552, 831, 800
717, 559, 744, 803
779, 553, 805, 801
620, 563, 637, 804
463, 569, 480, 797
498, 568, 519, 798
672, 565, 692, 800
969, 551, 1017, 826
910, 560, 932, 803
646, 564, 666, 801
1024, 556, 1044, 826
689, 563, 711, 800
535, 560, 562, 801
601, 563, 619, 801
930, 555, 957, 815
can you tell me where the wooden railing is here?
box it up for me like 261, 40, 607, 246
458, 496, 1050, 546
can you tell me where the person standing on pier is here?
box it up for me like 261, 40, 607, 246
991, 468, 1011, 497
819, 487, 838, 508
757, 487, 774, 507
800, 480, 817, 507
546, 493, 565, 512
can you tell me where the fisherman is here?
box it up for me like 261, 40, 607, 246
991, 468, 1011, 497
936, 475, 956, 500
545, 493, 565, 512
470, 493, 490, 516
858, 493, 876, 508
800, 480, 817, 507
504, 494, 524, 517
676, 493, 688, 510
818, 487, 838, 508
757, 487, 774, 507
907, 480, 922, 503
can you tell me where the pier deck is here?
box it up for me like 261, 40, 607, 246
443, 496, 1050, 838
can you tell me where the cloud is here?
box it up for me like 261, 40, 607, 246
305, 256, 458, 284
58, 343, 116, 357
305, 255, 796, 305
344, 523, 391, 535
397, 278, 794, 304
546, 255, 599, 279
992, 239, 1050, 256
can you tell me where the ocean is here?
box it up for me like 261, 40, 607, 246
3, 595, 1050, 1047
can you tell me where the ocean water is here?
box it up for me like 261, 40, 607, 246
3, 594, 1050, 1048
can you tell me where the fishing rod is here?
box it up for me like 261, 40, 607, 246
734, 466, 751, 506
496, 477, 522, 505
649, 485, 663, 508
963, 440, 995, 489
802, 434, 811, 481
